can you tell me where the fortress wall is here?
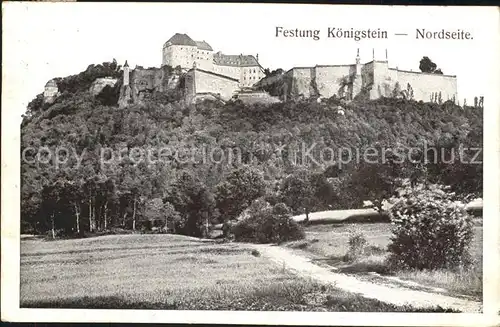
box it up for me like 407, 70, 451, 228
131, 69, 158, 90
387, 69, 398, 82
153, 69, 165, 92
196, 58, 214, 71
213, 65, 241, 81
185, 71, 196, 101
370, 61, 393, 99
290, 68, 313, 97
237, 92, 280, 104
314, 65, 353, 98
283, 70, 294, 97
395, 70, 457, 102
193, 70, 239, 101
361, 62, 374, 88
130, 68, 169, 101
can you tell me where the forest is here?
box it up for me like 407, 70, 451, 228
20, 62, 483, 238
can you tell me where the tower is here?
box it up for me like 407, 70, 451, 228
118, 60, 132, 108
123, 60, 129, 86
352, 49, 362, 99
355, 48, 361, 75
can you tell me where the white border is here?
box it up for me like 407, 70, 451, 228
1, 3, 499, 325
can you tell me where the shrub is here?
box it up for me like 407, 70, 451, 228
251, 249, 261, 257
232, 202, 305, 244
385, 182, 474, 270
344, 229, 368, 262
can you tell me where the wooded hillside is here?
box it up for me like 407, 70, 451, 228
21, 63, 483, 237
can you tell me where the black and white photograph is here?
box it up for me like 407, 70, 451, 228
2, 2, 499, 325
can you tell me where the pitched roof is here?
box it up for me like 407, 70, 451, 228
164, 33, 197, 47
213, 53, 260, 67
195, 40, 213, 51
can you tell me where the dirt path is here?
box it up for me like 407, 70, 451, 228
252, 244, 482, 313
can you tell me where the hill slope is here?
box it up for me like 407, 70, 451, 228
20, 64, 483, 236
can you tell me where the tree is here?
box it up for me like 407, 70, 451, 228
392, 82, 402, 98
406, 83, 414, 100
384, 182, 474, 270
232, 202, 304, 243
215, 166, 266, 222
143, 197, 177, 231
419, 57, 443, 74
96, 177, 116, 231
163, 202, 181, 233
166, 172, 215, 237
83, 177, 98, 232
62, 180, 84, 235
41, 183, 61, 239
281, 169, 316, 222
96, 84, 120, 106
120, 164, 151, 231
419, 56, 437, 73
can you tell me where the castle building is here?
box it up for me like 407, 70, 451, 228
284, 49, 458, 102
117, 33, 268, 106
162, 33, 265, 88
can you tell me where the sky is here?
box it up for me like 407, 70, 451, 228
2, 3, 499, 120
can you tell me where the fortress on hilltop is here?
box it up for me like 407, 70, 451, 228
42, 33, 459, 106
116, 33, 267, 106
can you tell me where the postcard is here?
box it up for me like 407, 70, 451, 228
2, 2, 499, 326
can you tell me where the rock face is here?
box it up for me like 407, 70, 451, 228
118, 84, 132, 108
89, 77, 118, 96
131, 67, 182, 102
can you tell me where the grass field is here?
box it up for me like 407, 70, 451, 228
20, 233, 457, 311
284, 222, 483, 299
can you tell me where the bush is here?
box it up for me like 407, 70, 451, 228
232, 202, 305, 244
385, 182, 474, 270
344, 229, 368, 262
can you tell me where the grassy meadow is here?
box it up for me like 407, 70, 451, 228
20, 233, 457, 311
285, 221, 483, 299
